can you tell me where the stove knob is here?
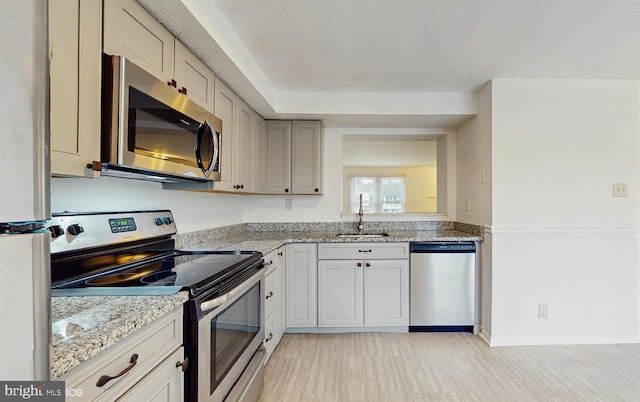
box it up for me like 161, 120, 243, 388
154, 217, 164, 226
163, 217, 173, 225
48, 225, 64, 239
67, 224, 84, 236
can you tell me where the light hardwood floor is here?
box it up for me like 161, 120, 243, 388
260, 332, 640, 401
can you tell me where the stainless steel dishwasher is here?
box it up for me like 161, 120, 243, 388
409, 242, 476, 332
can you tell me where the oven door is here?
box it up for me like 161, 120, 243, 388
196, 270, 265, 402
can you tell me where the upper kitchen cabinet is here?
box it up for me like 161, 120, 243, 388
234, 98, 253, 192
214, 80, 266, 194
104, 0, 215, 112
103, 0, 174, 82
266, 121, 324, 195
251, 112, 267, 194
174, 41, 215, 112
213, 77, 236, 192
49, 0, 102, 177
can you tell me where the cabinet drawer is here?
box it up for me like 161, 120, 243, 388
264, 250, 278, 275
62, 307, 183, 402
318, 243, 409, 260
116, 347, 184, 402
264, 310, 277, 360
265, 268, 277, 317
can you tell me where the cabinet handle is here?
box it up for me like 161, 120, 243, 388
178, 86, 187, 95
265, 260, 274, 265
358, 249, 372, 253
96, 354, 138, 387
265, 332, 274, 343
278, 252, 283, 256
365, 262, 371, 267
266, 291, 274, 300
357, 262, 362, 267
175, 357, 189, 372
315, 188, 319, 192
284, 188, 289, 193
167, 79, 177, 88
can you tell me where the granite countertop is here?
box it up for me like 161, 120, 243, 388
50, 292, 188, 379
179, 229, 482, 255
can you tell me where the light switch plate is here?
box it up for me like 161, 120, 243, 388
613, 183, 628, 198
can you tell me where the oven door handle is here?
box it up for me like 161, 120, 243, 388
199, 270, 262, 313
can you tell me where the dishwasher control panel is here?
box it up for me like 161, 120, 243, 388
410, 242, 475, 253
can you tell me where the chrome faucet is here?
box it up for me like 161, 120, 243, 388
358, 193, 364, 232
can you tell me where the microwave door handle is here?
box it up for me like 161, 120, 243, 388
206, 129, 219, 177
194, 121, 213, 177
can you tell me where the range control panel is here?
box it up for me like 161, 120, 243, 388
48, 210, 176, 254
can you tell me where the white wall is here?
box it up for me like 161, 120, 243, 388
51, 177, 245, 233
488, 79, 640, 345
457, 81, 494, 340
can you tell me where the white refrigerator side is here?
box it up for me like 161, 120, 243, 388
0, 234, 50, 380
0, 0, 51, 381
0, 0, 49, 222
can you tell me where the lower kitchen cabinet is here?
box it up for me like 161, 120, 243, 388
263, 247, 286, 363
60, 307, 185, 402
285, 243, 317, 327
317, 243, 409, 328
318, 259, 409, 327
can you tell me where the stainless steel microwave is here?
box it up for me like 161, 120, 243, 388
100, 55, 222, 183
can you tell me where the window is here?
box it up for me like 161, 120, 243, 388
350, 176, 405, 213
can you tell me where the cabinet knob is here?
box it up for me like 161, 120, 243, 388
284, 188, 289, 193
357, 262, 362, 267
315, 188, 319, 192
365, 262, 371, 267
178, 86, 187, 95
167, 79, 177, 88
175, 357, 189, 372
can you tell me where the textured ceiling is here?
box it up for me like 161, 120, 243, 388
215, 0, 640, 92
140, 0, 640, 128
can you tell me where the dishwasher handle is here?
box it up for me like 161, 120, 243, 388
410, 242, 475, 253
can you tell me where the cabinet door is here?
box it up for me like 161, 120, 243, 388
103, 0, 174, 82
285, 244, 317, 327
49, 0, 101, 177
174, 41, 214, 112
292, 121, 323, 194
233, 99, 253, 192
275, 247, 287, 338
251, 113, 266, 193
318, 260, 363, 327
265, 121, 292, 194
117, 347, 184, 402
213, 77, 236, 192
364, 260, 409, 326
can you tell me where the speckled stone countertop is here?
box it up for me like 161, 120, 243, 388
178, 229, 482, 255
50, 292, 188, 379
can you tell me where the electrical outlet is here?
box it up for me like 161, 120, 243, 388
613, 183, 628, 198
285, 199, 293, 210
538, 303, 549, 319
465, 197, 471, 211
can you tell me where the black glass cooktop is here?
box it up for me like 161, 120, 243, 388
51, 249, 263, 297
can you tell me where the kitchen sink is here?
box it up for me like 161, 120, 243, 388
337, 232, 389, 238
